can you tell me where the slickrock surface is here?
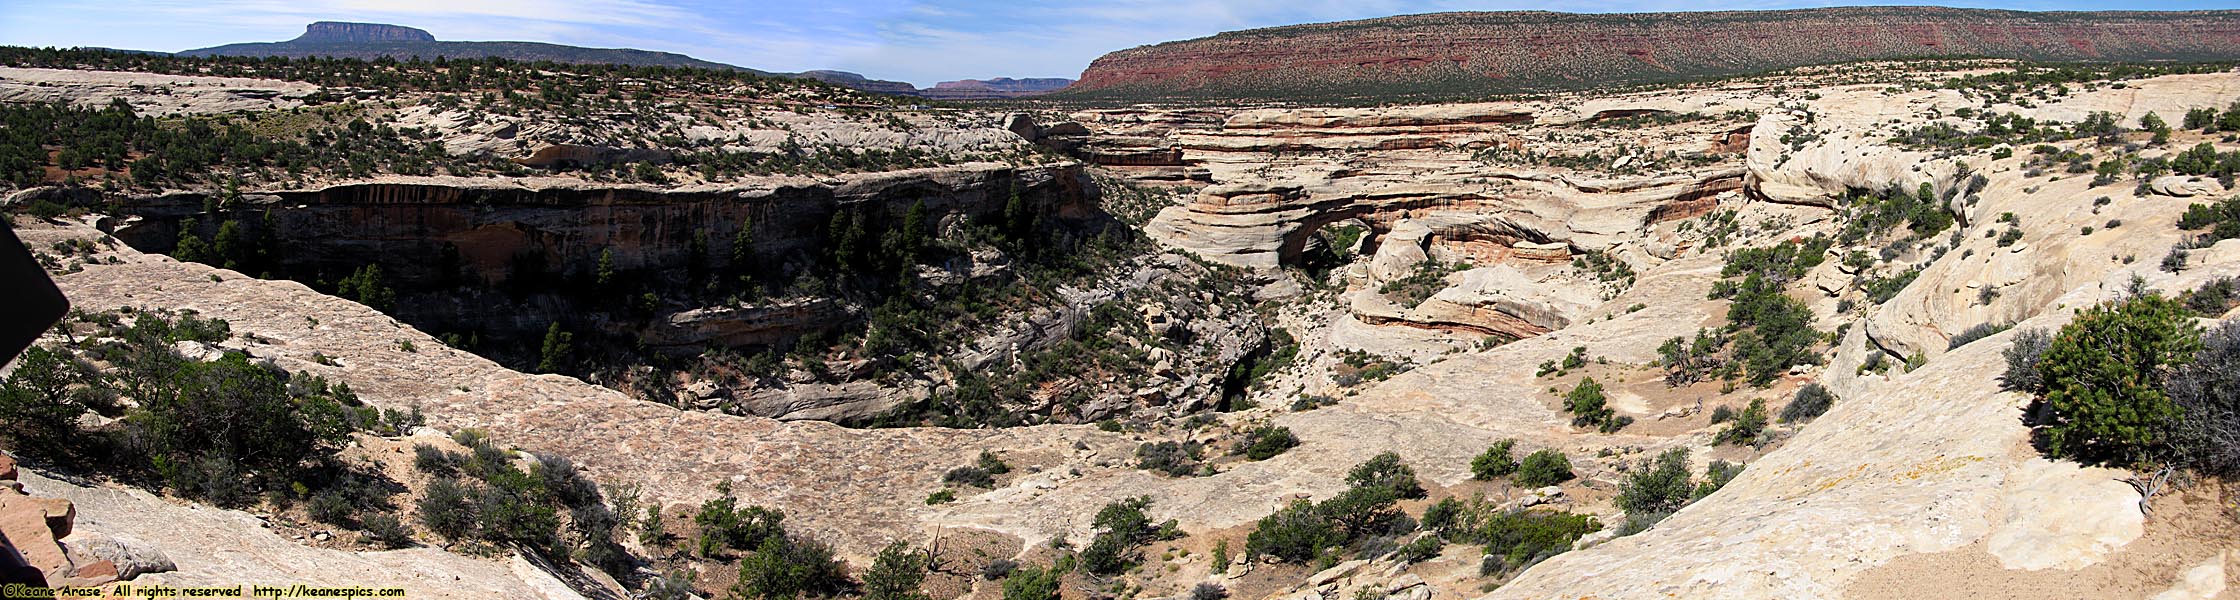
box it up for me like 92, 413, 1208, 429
18, 470, 583, 598
0, 67, 323, 117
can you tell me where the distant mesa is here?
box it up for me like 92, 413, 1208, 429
292, 22, 436, 44
798, 70, 922, 96
175, 22, 1061, 100
179, 21, 751, 72
921, 77, 1074, 100
1062, 7, 2240, 101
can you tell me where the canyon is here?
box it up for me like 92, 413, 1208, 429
6, 16, 2240, 600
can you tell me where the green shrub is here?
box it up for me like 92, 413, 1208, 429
1615, 448, 1695, 516
1696, 460, 1743, 499
924, 489, 956, 505
1082, 497, 1156, 575
412, 443, 457, 475
417, 477, 479, 541
1136, 441, 1202, 477
944, 466, 995, 488
695, 497, 786, 558
308, 490, 357, 527
1245, 498, 1342, 563
733, 534, 849, 600
1722, 274, 1823, 386
1421, 497, 1463, 532
1713, 399, 1769, 446
1616, 510, 1671, 537
1470, 440, 1518, 480
1430, 499, 1600, 576
1393, 535, 1442, 564
1564, 378, 1616, 430
1237, 425, 1300, 460
1779, 384, 1835, 424
2183, 277, 2240, 317
1316, 484, 1404, 541
1345, 452, 1426, 499
976, 451, 1012, 475
128, 351, 358, 504
1001, 565, 1062, 600
862, 541, 931, 600
0, 346, 88, 454
361, 512, 414, 549
1514, 449, 1574, 488
2036, 293, 2201, 465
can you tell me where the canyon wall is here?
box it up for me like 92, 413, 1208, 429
1066, 7, 2240, 100
107, 163, 1094, 351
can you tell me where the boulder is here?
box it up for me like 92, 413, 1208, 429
1004, 113, 1041, 141
0, 482, 111, 586
0, 453, 15, 481
2152, 176, 2226, 197
1368, 221, 1434, 282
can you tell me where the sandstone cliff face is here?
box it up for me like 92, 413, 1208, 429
1066, 7, 2240, 100
107, 164, 1086, 335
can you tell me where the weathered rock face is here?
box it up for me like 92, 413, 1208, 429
1066, 7, 2240, 100
1105, 94, 1760, 271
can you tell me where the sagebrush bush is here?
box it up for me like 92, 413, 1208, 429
1948, 321, 2013, 350
1136, 441, 1202, 477
412, 443, 457, 475
2001, 328, 2052, 393
1780, 383, 1834, 423
944, 466, 995, 488
361, 512, 414, 549
417, 477, 479, 541
2165, 321, 2240, 474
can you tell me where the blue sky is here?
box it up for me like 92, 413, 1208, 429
2, 0, 2232, 86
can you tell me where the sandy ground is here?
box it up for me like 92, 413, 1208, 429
1844, 483, 2239, 600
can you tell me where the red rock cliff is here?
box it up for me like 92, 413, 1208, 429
1066, 7, 2240, 100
